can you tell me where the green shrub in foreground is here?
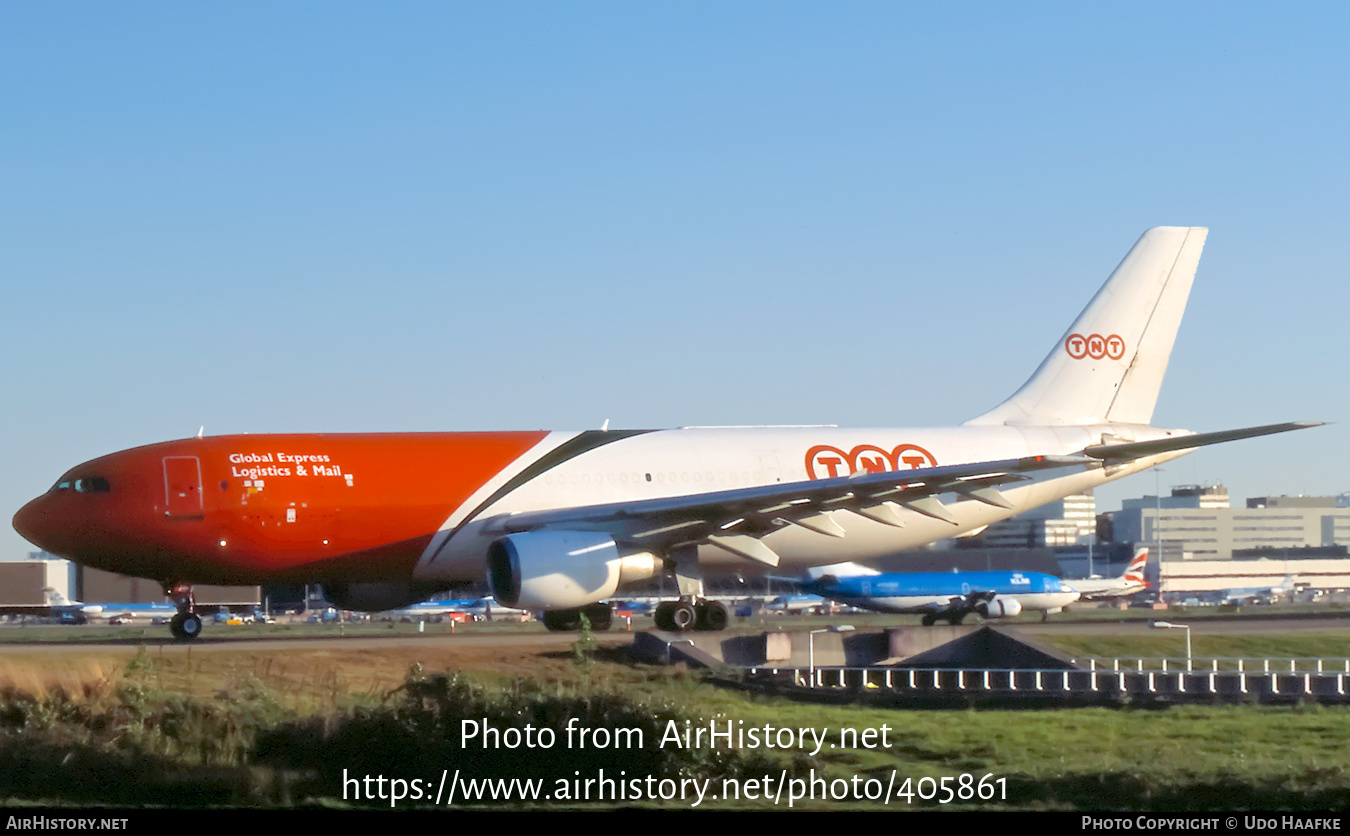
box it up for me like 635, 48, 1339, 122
252, 668, 777, 804
0, 660, 290, 805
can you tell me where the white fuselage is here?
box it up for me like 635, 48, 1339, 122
414, 422, 1184, 583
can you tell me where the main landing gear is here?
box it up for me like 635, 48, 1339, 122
540, 547, 732, 634
653, 599, 728, 632
921, 611, 968, 627
541, 602, 614, 632
651, 545, 728, 633
540, 598, 729, 632
165, 581, 203, 641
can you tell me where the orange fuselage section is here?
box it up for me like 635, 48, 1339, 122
13, 433, 547, 586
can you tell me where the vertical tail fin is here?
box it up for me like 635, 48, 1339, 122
967, 227, 1208, 427
1123, 547, 1148, 584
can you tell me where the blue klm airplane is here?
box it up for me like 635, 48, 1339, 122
797, 562, 1081, 625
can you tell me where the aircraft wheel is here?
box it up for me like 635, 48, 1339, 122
582, 602, 612, 631
170, 612, 202, 641
671, 602, 697, 632
654, 602, 677, 631
921, 614, 938, 627
543, 609, 584, 631
696, 601, 728, 631
948, 612, 966, 626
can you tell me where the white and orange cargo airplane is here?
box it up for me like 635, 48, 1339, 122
12, 228, 1318, 640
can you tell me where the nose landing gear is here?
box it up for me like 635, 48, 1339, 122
165, 581, 202, 641
169, 611, 203, 640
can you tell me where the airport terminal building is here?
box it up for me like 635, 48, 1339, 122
1084, 487, 1350, 599
960, 485, 1350, 600
1, 552, 260, 613
1111, 488, 1350, 561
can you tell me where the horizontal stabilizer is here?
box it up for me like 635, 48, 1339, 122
1083, 422, 1324, 461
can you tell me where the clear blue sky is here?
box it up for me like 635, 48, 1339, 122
3, 3, 1346, 560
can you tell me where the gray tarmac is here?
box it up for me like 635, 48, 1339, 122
1, 614, 1346, 654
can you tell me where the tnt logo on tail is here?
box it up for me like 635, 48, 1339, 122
1065, 333, 1126, 360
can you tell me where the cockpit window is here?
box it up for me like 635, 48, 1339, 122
52, 477, 111, 493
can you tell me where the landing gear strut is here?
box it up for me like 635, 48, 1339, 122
165, 581, 202, 641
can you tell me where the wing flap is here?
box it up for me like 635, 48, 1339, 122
486, 454, 1088, 562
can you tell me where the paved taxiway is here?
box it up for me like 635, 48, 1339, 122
2, 615, 1347, 654
0, 630, 634, 654
1015, 615, 1350, 637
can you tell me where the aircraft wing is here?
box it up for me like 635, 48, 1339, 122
483, 454, 1087, 567
1075, 583, 1138, 602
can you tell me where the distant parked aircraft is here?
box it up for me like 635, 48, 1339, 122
1220, 575, 1297, 605
1071, 547, 1150, 601
386, 597, 482, 619
763, 593, 829, 614
0, 590, 103, 621
798, 562, 1079, 625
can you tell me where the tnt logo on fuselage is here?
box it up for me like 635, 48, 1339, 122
805, 444, 938, 480
1065, 332, 1125, 360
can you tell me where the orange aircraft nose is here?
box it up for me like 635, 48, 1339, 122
13, 493, 60, 555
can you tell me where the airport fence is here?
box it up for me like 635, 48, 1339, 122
743, 657, 1350, 705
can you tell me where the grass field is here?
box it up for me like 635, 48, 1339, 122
1, 620, 1348, 810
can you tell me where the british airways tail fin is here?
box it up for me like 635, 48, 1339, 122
967, 227, 1208, 427
1123, 547, 1148, 585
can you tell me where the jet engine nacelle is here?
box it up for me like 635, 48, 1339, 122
487, 531, 660, 610
978, 596, 1023, 619
325, 581, 431, 612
